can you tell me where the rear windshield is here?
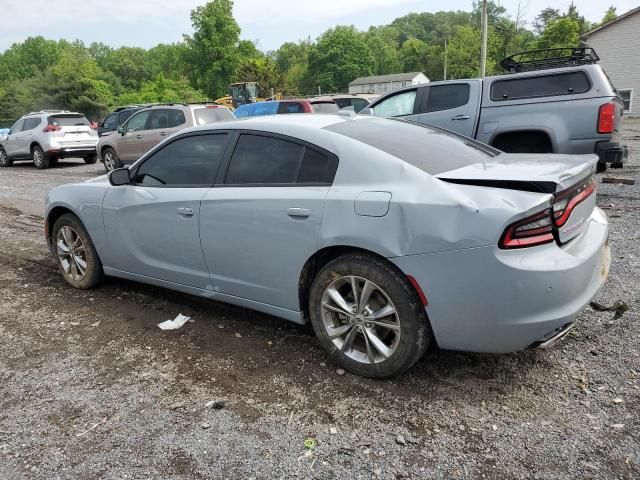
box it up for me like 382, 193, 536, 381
311, 102, 339, 113
490, 71, 591, 101
234, 103, 278, 118
278, 102, 307, 114
193, 107, 234, 125
48, 114, 90, 126
324, 117, 498, 175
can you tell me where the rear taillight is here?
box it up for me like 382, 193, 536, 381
552, 177, 596, 227
90, 122, 98, 130
499, 209, 554, 249
206, 105, 220, 109
598, 102, 615, 134
43, 125, 61, 133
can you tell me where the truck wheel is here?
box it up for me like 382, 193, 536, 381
596, 162, 606, 173
32, 145, 50, 169
0, 147, 12, 167
309, 252, 431, 379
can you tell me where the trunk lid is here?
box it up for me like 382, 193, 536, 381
47, 114, 97, 145
438, 153, 598, 245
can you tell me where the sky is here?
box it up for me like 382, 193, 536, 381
1, 0, 638, 53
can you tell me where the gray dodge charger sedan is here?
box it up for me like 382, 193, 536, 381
44, 114, 610, 378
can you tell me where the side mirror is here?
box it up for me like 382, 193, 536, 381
117, 125, 125, 135
359, 106, 374, 115
109, 168, 131, 186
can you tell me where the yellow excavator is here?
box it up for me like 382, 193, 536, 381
215, 82, 282, 110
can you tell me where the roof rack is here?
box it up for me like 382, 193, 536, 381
500, 47, 599, 73
26, 109, 68, 115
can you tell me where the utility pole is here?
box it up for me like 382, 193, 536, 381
479, 0, 488, 78
443, 39, 448, 80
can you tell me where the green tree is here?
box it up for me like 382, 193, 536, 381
235, 57, 281, 95
365, 26, 401, 75
307, 26, 374, 93
447, 25, 501, 78
183, 0, 241, 99
534, 8, 560, 34
536, 17, 580, 49
398, 38, 442, 80
101, 47, 151, 90
0, 36, 62, 82
601, 7, 617, 24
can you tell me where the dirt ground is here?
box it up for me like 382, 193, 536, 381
0, 122, 639, 480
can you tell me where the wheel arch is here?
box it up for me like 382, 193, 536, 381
30, 141, 44, 153
45, 205, 80, 250
489, 129, 555, 153
298, 245, 424, 322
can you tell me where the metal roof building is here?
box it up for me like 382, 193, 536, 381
348, 72, 429, 95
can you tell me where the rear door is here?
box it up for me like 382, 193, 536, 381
20, 118, 42, 154
417, 82, 479, 137
370, 87, 427, 122
200, 132, 338, 310
117, 110, 150, 162
142, 109, 186, 152
102, 132, 230, 288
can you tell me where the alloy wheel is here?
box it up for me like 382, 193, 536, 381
33, 148, 43, 167
104, 151, 116, 171
56, 226, 88, 281
320, 275, 401, 364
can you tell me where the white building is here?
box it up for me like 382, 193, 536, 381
582, 6, 640, 116
348, 72, 429, 95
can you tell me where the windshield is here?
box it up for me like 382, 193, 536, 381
48, 114, 90, 127
324, 117, 498, 175
193, 107, 235, 125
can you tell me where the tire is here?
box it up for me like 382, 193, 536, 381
309, 253, 431, 378
52, 213, 104, 289
0, 147, 12, 167
32, 145, 49, 169
49, 155, 59, 166
84, 154, 98, 164
102, 147, 121, 172
596, 162, 607, 173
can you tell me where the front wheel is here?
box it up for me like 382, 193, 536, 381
309, 253, 431, 378
102, 148, 121, 172
52, 213, 104, 289
32, 145, 49, 169
0, 147, 12, 167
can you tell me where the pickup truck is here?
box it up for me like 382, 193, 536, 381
366, 48, 628, 172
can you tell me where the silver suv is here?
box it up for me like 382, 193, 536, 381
98, 103, 235, 171
0, 110, 98, 169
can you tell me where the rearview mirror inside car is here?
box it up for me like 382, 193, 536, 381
109, 168, 131, 186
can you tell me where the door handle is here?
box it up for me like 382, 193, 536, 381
288, 207, 311, 218
135, 134, 142, 139
451, 115, 470, 121
159, 131, 168, 136
177, 207, 194, 217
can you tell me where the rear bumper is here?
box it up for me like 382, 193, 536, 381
596, 141, 628, 167
47, 146, 97, 159
391, 207, 610, 353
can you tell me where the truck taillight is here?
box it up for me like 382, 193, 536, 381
597, 102, 615, 134
43, 125, 61, 133
499, 209, 554, 249
552, 177, 596, 227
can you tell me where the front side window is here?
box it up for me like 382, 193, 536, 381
10, 119, 24, 133
373, 90, 417, 117
22, 118, 41, 130
119, 109, 137, 124
427, 84, 470, 112
126, 111, 150, 132
352, 98, 369, 112
618, 89, 632, 112
133, 134, 228, 187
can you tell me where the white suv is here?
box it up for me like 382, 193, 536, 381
0, 110, 99, 169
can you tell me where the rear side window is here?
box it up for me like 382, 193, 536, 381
311, 102, 339, 113
427, 84, 470, 112
278, 102, 306, 114
225, 134, 337, 185
148, 109, 186, 129
491, 71, 591, 101
324, 117, 497, 175
134, 134, 228, 187
194, 107, 234, 125
48, 114, 90, 126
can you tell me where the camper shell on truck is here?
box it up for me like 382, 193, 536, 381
367, 48, 628, 172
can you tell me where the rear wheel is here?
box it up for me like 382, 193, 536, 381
309, 253, 431, 378
84, 154, 97, 164
596, 162, 607, 173
103, 147, 121, 172
32, 145, 49, 169
0, 147, 12, 167
52, 213, 103, 289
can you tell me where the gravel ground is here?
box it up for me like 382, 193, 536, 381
0, 123, 638, 480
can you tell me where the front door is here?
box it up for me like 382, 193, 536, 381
200, 132, 338, 311
102, 132, 230, 289
117, 110, 150, 162
4, 119, 25, 156
417, 82, 479, 137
